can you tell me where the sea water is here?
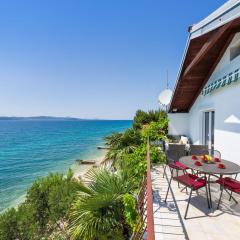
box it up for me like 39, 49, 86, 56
0, 120, 131, 212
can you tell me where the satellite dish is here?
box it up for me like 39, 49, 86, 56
158, 89, 173, 106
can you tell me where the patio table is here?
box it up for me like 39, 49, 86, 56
179, 156, 240, 208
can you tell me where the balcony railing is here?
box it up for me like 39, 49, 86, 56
131, 139, 155, 240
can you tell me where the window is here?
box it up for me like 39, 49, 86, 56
230, 42, 240, 61
203, 111, 215, 149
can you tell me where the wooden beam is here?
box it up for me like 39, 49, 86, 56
188, 32, 235, 111
183, 22, 232, 78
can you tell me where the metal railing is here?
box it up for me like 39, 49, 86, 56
131, 139, 155, 240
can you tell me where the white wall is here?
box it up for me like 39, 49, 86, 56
168, 113, 189, 136
169, 33, 240, 165
187, 33, 240, 165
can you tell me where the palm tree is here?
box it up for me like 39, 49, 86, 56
133, 109, 168, 130
69, 168, 135, 240
104, 129, 142, 167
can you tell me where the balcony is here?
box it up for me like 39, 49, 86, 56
151, 163, 240, 240
133, 142, 240, 240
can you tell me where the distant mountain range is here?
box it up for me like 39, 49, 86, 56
0, 116, 89, 121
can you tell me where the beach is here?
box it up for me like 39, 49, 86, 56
72, 152, 107, 182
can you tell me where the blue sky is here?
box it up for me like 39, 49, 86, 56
0, 0, 226, 119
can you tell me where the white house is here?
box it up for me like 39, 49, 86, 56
168, 0, 240, 165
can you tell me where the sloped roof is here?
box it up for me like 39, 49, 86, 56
169, 1, 240, 113
190, 0, 240, 39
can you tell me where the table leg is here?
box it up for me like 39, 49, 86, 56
208, 175, 212, 209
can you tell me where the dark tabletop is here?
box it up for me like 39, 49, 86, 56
179, 156, 240, 175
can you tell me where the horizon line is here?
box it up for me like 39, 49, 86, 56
0, 116, 132, 121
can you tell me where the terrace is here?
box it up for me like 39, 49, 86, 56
134, 142, 240, 240
152, 165, 240, 240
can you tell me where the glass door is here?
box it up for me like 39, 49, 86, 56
203, 111, 215, 149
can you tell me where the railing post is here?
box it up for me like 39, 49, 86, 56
146, 137, 155, 240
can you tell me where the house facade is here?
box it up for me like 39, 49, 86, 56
168, 0, 240, 165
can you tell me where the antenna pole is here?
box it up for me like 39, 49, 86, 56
166, 70, 169, 89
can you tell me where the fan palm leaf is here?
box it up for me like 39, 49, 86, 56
69, 168, 134, 240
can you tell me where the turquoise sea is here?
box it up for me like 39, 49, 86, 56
0, 120, 131, 212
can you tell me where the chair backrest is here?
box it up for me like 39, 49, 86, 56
189, 145, 221, 158
189, 145, 208, 156
166, 145, 186, 164
167, 144, 186, 151
208, 149, 221, 159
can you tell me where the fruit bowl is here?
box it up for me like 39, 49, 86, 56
200, 155, 215, 164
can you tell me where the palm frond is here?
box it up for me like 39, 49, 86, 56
69, 168, 133, 240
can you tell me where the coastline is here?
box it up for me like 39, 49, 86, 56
2, 150, 107, 213
0, 120, 131, 214
72, 153, 107, 182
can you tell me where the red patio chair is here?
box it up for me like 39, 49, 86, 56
216, 176, 240, 209
165, 170, 210, 219
163, 146, 188, 182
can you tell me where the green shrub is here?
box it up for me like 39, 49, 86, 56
17, 203, 38, 240
150, 145, 166, 164
142, 120, 168, 142
123, 193, 139, 231
0, 208, 18, 240
0, 169, 80, 240
119, 144, 147, 187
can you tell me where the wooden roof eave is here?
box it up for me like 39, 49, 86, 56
169, 17, 240, 113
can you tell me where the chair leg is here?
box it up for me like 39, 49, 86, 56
177, 170, 180, 188
163, 165, 167, 178
184, 188, 192, 219
183, 169, 188, 194
165, 174, 173, 202
217, 187, 223, 210
229, 191, 233, 201
225, 189, 238, 204
229, 174, 238, 201
180, 186, 187, 192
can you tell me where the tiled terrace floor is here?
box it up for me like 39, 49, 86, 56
151, 165, 240, 240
